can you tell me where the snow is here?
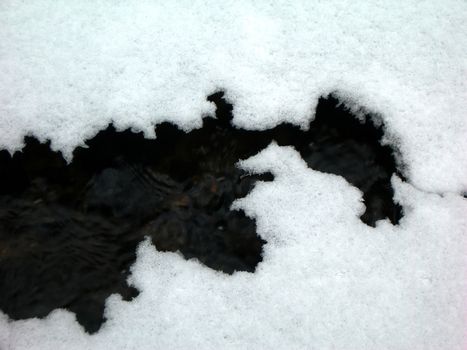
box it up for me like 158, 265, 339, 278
1, 0, 466, 349
1, 0, 466, 192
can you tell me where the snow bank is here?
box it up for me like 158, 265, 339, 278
1, 0, 466, 349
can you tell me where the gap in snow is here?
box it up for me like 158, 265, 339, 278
0, 91, 403, 334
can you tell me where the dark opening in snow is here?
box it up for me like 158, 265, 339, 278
0, 92, 403, 333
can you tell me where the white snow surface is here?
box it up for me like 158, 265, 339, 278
0, 0, 466, 192
1, 1, 467, 349
2, 144, 467, 350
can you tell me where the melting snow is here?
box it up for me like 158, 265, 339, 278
0, 0, 466, 349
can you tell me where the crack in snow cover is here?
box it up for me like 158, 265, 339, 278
0, 0, 466, 349
0, 93, 403, 334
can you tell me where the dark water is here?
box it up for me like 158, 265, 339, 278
0, 93, 403, 333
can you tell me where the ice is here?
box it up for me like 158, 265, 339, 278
1, 0, 466, 349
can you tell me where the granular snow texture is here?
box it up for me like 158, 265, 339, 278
0, 0, 466, 349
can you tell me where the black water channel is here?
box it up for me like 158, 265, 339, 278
0, 93, 404, 333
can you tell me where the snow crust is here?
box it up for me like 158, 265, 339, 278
1, 0, 466, 349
